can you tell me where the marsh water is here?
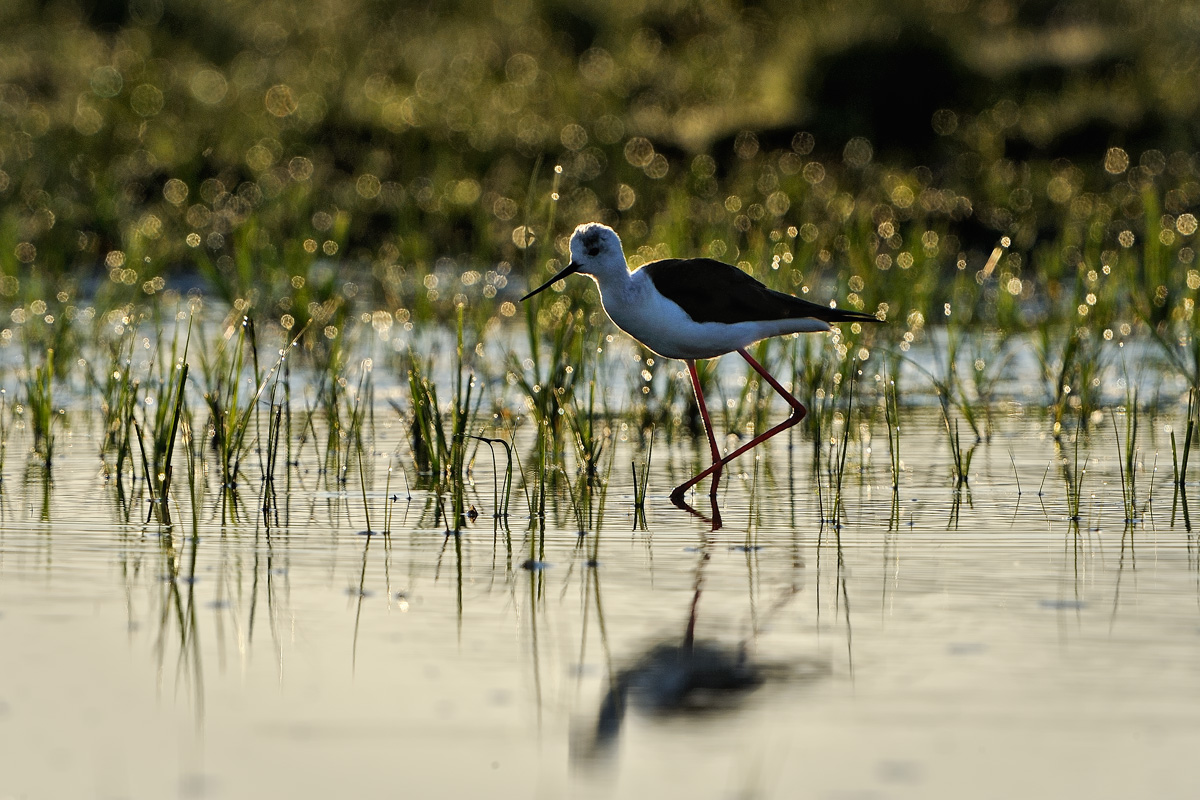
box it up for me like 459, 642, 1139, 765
3, 389, 1200, 800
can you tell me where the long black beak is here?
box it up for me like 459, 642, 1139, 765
521, 261, 581, 301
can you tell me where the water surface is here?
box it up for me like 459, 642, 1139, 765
2, 411, 1199, 799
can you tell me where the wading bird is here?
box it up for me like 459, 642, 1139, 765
522, 222, 876, 509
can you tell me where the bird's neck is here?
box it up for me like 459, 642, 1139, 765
590, 261, 636, 298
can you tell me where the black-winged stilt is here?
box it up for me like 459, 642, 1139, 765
522, 222, 877, 506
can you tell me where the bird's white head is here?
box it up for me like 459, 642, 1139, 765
568, 223, 626, 277
521, 222, 627, 301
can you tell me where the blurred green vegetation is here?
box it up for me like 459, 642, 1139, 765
0, 0, 1198, 342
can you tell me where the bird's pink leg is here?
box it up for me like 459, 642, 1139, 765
719, 347, 809, 464
671, 360, 724, 503
687, 360, 722, 466
671, 347, 807, 502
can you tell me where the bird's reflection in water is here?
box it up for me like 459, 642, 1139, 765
575, 633, 829, 766
572, 544, 829, 765
595, 639, 762, 727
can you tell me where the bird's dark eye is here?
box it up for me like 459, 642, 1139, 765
587, 246, 600, 257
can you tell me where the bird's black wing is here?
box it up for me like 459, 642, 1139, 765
641, 258, 877, 325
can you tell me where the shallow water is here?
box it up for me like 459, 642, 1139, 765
2, 410, 1200, 799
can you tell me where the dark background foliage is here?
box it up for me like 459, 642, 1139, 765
0, 0, 1196, 326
